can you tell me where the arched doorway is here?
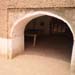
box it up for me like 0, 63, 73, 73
10, 11, 75, 74
24, 15, 73, 63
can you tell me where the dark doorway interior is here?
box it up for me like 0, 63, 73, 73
24, 15, 73, 62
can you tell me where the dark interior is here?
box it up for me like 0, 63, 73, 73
24, 15, 73, 62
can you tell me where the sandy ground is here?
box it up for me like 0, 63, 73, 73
0, 35, 72, 75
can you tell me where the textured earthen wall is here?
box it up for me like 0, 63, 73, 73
7, 8, 75, 37
0, 0, 75, 74
1, 0, 75, 9
0, 0, 75, 38
0, 9, 7, 38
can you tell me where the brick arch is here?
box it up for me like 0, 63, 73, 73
10, 11, 75, 73
10, 11, 74, 38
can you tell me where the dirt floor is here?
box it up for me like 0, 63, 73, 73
0, 35, 72, 75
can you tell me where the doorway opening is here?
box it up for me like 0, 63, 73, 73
10, 11, 74, 75
24, 15, 73, 62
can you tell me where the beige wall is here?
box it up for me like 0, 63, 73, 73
7, 9, 75, 75
0, 9, 7, 38
7, 8, 75, 37
0, 0, 75, 9
1, 8, 75, 38
0, 0, 75, 74
25, 16, 51, 34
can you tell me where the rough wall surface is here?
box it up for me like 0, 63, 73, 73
0, 9, 7, 38
8, 8, 75, 37
7, 8, 75, 75
0, 0, 75, 38
0, 0, 75, 75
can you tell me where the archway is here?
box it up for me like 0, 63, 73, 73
24, 15, 73, 62
10, 11, 75, 74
